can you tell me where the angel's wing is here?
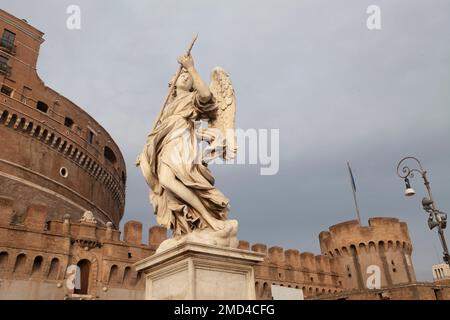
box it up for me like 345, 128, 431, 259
207, 67, 237, 160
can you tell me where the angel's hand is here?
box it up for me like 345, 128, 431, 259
177, 54, 194, 70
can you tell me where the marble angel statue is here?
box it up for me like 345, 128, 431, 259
136, 45, 238, 250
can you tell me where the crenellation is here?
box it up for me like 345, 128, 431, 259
240, 240, 343, 298
148, 225, 167, 248
285, 249, 300, 268
105, 221, 113, 240
251, 243, 267, 254
315, 255, 331, 273
0, 196, 14, 225
76, 222, 97, 241
123, 220, 142, 246
47, 220, 65, 234
23, 203, 48, 231
238, 240, 250, 250
300, 252, 316, 271
268, 246, 284, 265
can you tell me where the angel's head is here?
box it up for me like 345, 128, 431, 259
173, 68, 193, 93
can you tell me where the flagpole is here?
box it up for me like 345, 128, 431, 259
347, 161, 361, 224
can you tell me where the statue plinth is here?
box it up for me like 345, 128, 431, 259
134, 241, 265, 300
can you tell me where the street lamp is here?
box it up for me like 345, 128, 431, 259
396, 156, 450, 265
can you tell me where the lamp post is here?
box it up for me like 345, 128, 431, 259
396, 156, 449, 265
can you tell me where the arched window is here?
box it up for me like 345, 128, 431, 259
123, 266, 131, 285
48, 257, 60, 280
36, 101, 49, 113
41, 129, 48, 141
135, 271, 143, 286
88, 130, 95, 144
104, 146, 117, 165
388, 241, 393, 249
16, 118, 25, 130
263, 282, 269, 297
75, 259, 91, 295
31, 256, 43, 276
33, 125, 41, 137
358, 243, 366, 253
0, 110, 9, 124
108, 265, 119, 284
255, 281, 260, 297
7, 114, 16, 128
0, 251, 8, 268
14, 253, 27, 273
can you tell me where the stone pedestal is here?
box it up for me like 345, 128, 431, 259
134, 241, 265, 300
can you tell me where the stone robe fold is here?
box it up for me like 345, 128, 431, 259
140, 91, 229, 235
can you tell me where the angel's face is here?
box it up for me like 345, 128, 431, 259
176, 70, 193, 92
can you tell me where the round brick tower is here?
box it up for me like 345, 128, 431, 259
319, 217, 416, 291
0, 10, 125, 228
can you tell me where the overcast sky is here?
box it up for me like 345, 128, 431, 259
2, 0, 449, 281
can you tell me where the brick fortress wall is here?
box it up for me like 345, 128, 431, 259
0, 9, 126, 228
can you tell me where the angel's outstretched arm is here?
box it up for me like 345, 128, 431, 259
177, 55, 212, 103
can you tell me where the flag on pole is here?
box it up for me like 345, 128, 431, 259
347, 162, 356, 192
347, 161, 361, 224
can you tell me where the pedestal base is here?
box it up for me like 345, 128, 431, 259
134, 241, 265, 300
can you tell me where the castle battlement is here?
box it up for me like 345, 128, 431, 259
236, 239, 343, 299
0, 8, 126, 228
0, 197, 418, 299
0, 198, 171, 299
320, 217, 412, 257
0, 198, 167, 249
318, 218, 416, 291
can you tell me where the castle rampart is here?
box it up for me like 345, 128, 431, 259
0, 9, 126, 227
319, 218, 416, 290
